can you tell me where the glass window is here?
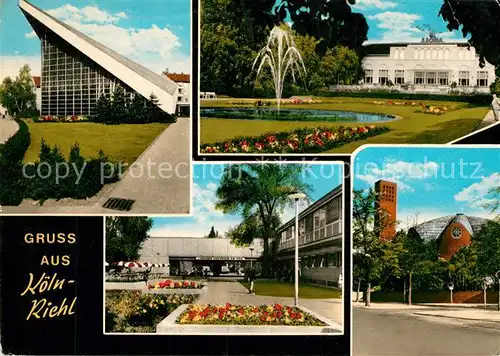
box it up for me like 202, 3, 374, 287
426, 71, 437, 85
477, 71, 488, 87
414, 71, 425, 85
395, 70, 404, 84
365, 69, 373, 84
459, 71, 470, 86
438, 72, 449, 85
378, 70, 389, 85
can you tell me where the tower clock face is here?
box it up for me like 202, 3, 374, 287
451, 227, 462, 239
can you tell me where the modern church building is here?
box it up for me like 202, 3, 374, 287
276, 185, 343, 286
19, 0, 179, 116
359, 35, 496, 94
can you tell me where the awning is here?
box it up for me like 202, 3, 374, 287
113, 261, 169, 268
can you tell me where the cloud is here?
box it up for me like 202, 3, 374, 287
24, 4, 191, 75
47, 4, 127, 24
454, 173, 500, 209
356, 160, 439, 193
351, 0, 398, 10
25, 31, 37, 39
0, 55, 41, 78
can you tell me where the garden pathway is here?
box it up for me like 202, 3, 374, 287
0, 118, 19, 144
198, 281, 343, 326
480, 110, 497, 128
99, 117, 191, 214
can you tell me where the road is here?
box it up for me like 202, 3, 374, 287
353, 307, 500, 356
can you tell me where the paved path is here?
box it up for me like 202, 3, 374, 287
198, 281, 343, 326
354, 307, 500, 356
480, 110, 498, 128
99, 117, 191, 214
0, 118, 19, 144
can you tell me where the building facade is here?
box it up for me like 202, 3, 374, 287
409, 213, 489, 260
360, 39, 496, 94
276, 185, 343, 286
375, 180, 397, 240
139, 237, 263, 276
166, 73, 190, 116
20, 0, 179, 116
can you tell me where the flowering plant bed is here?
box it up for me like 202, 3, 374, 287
147, 280, 204, 290
157, 303, 342, 334
105, 290, 197, 333
35, 115, 88, 122
177, 303, 326, 326
200, 126, 390, 154
415, 105, 448, 115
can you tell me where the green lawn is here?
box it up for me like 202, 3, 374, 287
239, 279, 341, 299
200, 97, 488, 153
23, 120, 169, 163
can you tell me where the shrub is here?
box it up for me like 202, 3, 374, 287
0, 119, 31, 205
314, 89, 492, 105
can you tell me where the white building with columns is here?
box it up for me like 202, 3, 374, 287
360, 39, 496, 94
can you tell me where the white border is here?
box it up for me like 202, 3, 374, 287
348, 143, 500, 355
103, 160, 346, 336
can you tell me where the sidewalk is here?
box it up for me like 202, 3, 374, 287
353, 301, 500, 323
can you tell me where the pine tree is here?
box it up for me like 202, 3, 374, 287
93, 94, 111, 123
208, 226, 217, 238
128, 93, 147, 123
111, 85, 127, 122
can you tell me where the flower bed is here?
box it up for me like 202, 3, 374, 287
105, 290, 197, 333
147, 280, 204, 290
415, 105, 448, 115
35, 115, 88, 123
200, 126, 390, 154
177, 303, 326, 326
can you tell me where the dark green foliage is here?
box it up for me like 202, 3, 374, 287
111, 85, 128, 122
315, 90, 492, 105
208, 226, 217, 238
0, 119, 31, 205
439, 0, 500, 67
105, 217, 154, 263
92, 94, 112, 123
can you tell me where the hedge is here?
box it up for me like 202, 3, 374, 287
314, 90, 492, 105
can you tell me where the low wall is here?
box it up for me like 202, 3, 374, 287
156, 304, 342, 334
371, 291, 498, 304
144, 285, 207, 295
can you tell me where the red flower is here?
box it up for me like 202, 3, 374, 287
274, 304, 282, 310
190, 281, 196, 287
238, 308, 245, 315
183, 281, 189, 287
255, 142, 264, 150
267, 135, 276, 143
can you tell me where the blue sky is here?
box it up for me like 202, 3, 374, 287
0, 0, 190, 78
350, 0, 465, 44
150, 163, 343, 237
353, 147, 500, 230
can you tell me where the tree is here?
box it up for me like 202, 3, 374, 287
105, 217, 153, 263
111, 85, 127, 122
319, 46, 360, 86
439, 0, 500, 67
276, 0, 368, 56
208, 226, 217, 238
215, 164, 311, 276
475, 221, 500, 280
92, 94, 112, 123
353, 188, 401, 306
128, 93, 147, 123
0, 64, 38, 118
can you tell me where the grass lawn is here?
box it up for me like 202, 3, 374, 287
23, 120, 169, 163
200, 97, 488, 153
239, 279, 341, 299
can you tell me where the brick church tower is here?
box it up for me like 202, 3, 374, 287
374, 180, 397, 240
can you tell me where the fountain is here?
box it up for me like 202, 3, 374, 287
252, 26, 306, 113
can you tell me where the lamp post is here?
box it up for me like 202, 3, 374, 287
288, 192, 306, 307
249, 247, 254, 269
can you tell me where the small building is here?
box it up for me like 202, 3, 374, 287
276, 184, 343, 286
166, 72, 190, 117
200, 92, 217, 100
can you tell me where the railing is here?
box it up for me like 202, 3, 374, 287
278, 220, 342, 252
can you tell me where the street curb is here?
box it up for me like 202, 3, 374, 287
413, 312, 500, 325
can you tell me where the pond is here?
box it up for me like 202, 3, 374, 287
200, 107, 396, 123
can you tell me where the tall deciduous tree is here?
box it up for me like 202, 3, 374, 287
319, 46, 360, 86
215, 164, 311, 276
0, 65, 38, 118
353, 188, 401, 306
439, 0, 500, 67
276, 0, 368, 56
105, 217, 153, 263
